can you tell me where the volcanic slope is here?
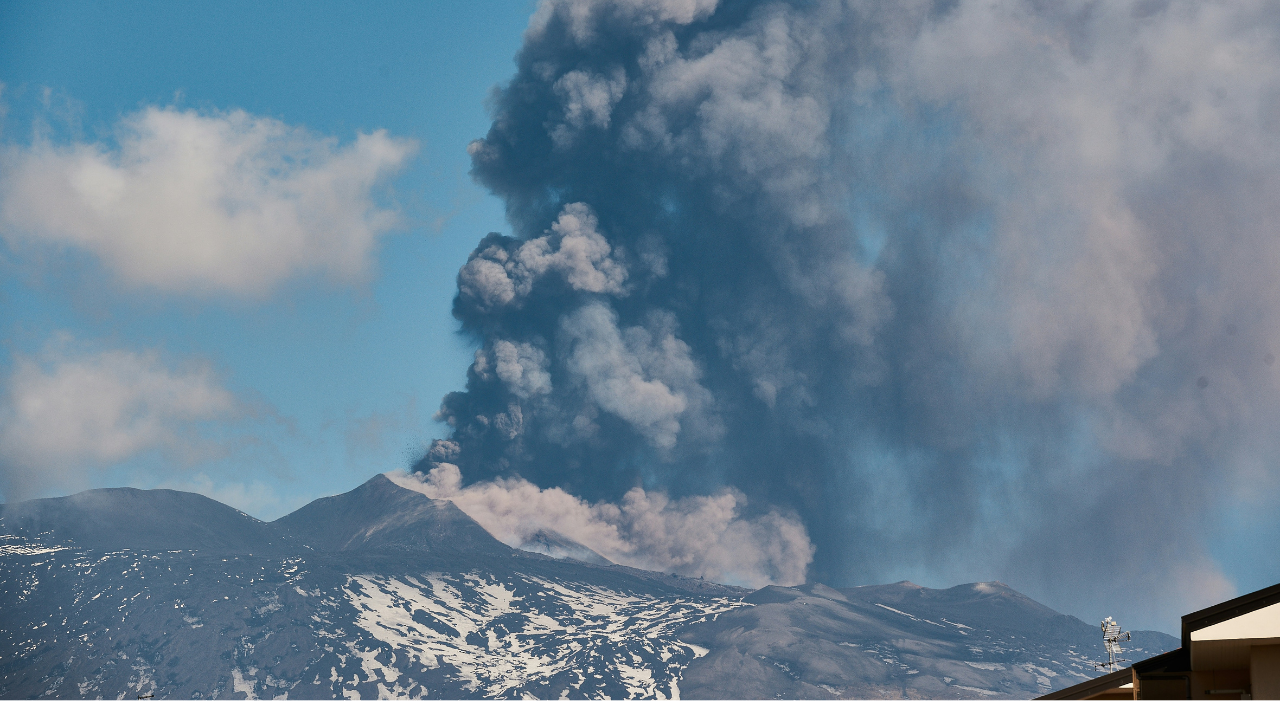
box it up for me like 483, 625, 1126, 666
0, 486, 293, 553
676, 581, 1177, 699
0, 475, 742, 700
0, 475, 1177, 699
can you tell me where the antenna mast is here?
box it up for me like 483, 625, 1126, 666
1095, 617, 1131, 672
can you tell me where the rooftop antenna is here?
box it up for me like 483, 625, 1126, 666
1095, 616, 1131, 672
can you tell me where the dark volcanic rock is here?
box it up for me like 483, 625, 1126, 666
273, 473, 508, 555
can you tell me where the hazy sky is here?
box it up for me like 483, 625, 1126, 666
4, 0, 1280, 636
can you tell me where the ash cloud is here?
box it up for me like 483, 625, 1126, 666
389, 465, 811, 588
417, 0, 1280, 629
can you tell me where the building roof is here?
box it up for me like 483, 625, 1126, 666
1035, 581, 1280, 699
1180, 580, 1280, 648
1036, 667, 1132, 700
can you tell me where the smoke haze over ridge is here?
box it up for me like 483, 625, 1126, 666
414, 0, 1280, 631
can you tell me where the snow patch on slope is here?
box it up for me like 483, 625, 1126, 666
338, 572, 742, 698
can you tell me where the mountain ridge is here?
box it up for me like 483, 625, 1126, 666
272, 473, 510, 555
0, 486, 293, 553
0, 474, 1178, 699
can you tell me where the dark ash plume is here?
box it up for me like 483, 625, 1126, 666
418, 0, 1280, 630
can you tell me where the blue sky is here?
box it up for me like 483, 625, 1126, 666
0, 0, 536, 517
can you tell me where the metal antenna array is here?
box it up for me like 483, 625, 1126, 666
1095, 616, 1131, 672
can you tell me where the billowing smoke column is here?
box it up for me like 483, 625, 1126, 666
416, 0, 1280, 628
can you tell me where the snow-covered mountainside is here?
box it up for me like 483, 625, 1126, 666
0, 475, 1177, 699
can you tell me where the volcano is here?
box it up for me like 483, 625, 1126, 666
0, 475, 1176, 699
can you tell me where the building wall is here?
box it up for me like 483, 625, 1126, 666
1253, 644, 1280, 700
1137, 673, 1188, 700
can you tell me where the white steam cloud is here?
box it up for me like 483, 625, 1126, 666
0, 339, 239, 500
387, 463, 812, 589
0, 106, 415, 296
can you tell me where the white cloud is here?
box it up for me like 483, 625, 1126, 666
0, 106, 415, 296
0, 340, 239, 500
388, 463, 812, 588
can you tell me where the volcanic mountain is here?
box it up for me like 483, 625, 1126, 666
273, 474, 510, 555
0, 475, 1176, 699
